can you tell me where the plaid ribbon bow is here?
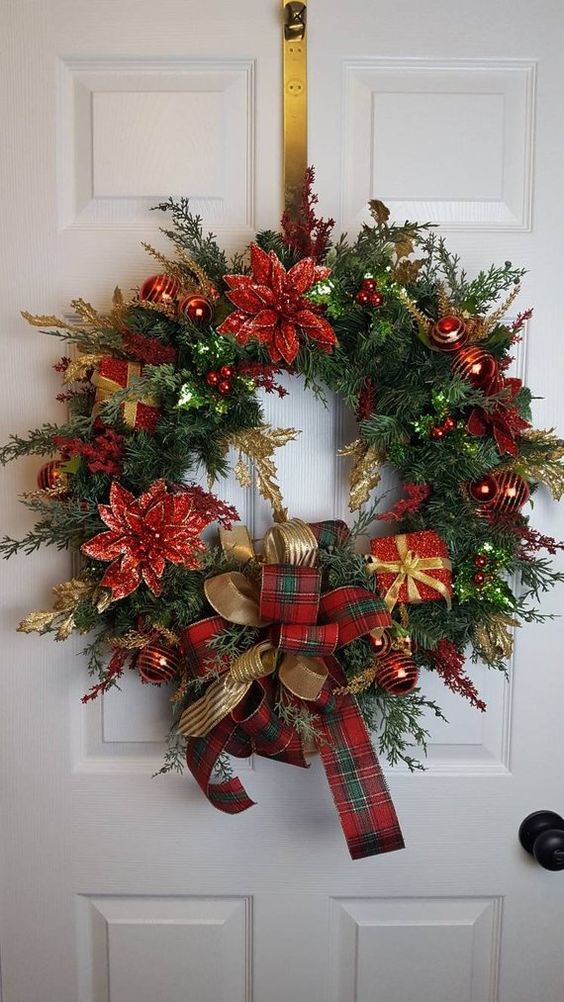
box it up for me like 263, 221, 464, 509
178, 519, 405, 860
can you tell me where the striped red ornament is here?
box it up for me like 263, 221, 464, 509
469, 471, 530, 513
37, 460, 68, 493
375, 653, 419, 695
368, 630, 392, 658
430, 315, 467, 352
452, 346, 498, 391
139, 273, 180, 304
137, 643, 179, 684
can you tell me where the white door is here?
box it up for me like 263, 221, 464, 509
1, 1, 563, 1000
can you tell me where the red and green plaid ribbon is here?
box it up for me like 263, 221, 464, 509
260, 564, 321, 623
319, 585, 390, 647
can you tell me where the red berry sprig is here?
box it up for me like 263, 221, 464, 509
430, 415, 456, 439
206, 364, 234, 395
356, 277, 384, 308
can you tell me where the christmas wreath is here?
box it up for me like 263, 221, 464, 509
3, 170, 564, 859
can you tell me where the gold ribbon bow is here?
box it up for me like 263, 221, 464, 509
365, 533, 452, 611
92, 360, 158, 428
178, 519, 327, 738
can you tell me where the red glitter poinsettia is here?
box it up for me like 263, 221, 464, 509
81, 480, 211, 600
466, 377, 531, 456
218, 243, 337, 365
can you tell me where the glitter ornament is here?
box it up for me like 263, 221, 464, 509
430, 315, 467, 352
140, 274, 180, 304
375, 653, 419, 695
37, 460, 68, 493
468, 475, 499, 505
206, 371, 220, 387
137, 642, 179, 684
178, 294, 213, 324
452, 346, 499, 392
218, 379, 232, 395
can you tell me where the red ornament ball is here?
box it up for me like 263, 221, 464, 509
473, 571, 486, 586
430, 315, 467, 352
140, 274, 180, 304
468, 474, 499, 504
442, 416, 456, 432
452, 346, 499, 392
370, 292, 384, 308
219, 364, 234, 379
368, 631, 392, 658
356, 289, 371, 306
490, 471, 530, 513
430, 425, 445, 440
362, 277, 377, 292
375, 653, 419, 695
137, 643, 179, 685
206, 370, 220, 387
474, 553, 488, 568
37, 460, 68, 493
218, 380, 232, 395
178, 294, 213, 324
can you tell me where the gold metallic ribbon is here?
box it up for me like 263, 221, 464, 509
365, 534, 452, 611
92, 361, 157, 428
283, 1, 308, 218
178, 519, 327, 738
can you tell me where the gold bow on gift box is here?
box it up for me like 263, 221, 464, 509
365, 531, 452, 611
178, 519, 390, 738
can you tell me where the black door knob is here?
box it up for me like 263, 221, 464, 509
519, 811, 564, 871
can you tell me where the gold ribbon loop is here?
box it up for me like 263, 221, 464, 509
218, 525, 255, 564
278, 653, 327, 700
263, 518, 318, 565
204, 572, 270, 627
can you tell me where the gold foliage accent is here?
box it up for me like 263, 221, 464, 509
141, 243, 215, 299
334, 665, 377, 696
21, 311, 76, 331
63, 353, 104, 384
395, 287, 430, 338
234, 456, 252, 489
510, 428, 564, 500
17, 577, 110, 642
338, 439, 383, 511
473, 613, 519, 662
229, 425, 299, 523
476, 285, 521, 341
369, 199, 390, 226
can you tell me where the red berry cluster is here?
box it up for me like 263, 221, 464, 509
356, 277, 384, 309
430, 415, 456, 440
472, 552, 489, 586
206, 364, 234, 395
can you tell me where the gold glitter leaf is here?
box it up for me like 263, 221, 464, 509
338, 439, 383, 511
63, 353, 104, 384
230, 425, 299, 522
473, 613, 518, 662
21, 311, 76, 331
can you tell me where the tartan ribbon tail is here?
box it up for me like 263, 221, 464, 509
315, 668, 405, 859
185, 717, 255, 814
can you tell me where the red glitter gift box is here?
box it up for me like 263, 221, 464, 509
368, 530, 452, 609
92, 357, 160, 433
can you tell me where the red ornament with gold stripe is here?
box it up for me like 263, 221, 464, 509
469, 471, 530, 514
375, 653, 419, 694
452, 346, 499, 392
430, 315, 467, 352
137, 642, 180, 684
139, 274, 180, 305
37, 460, 69, 494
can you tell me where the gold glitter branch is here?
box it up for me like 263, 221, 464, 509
338, 439, 383, 511
229, 425, 299, 523
18, 577, 111, 642
508, 428, 564, 500
473, 613, 519, 662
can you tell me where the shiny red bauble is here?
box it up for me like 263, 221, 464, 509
474, 554, 488, 568
473, 571, 486, 586
178, 294, 213, 324
468, 474, 498, 504
362, 277, 377, 293
139, 274, 180, 304
430, 315, 467, 352
37, 460, 68, 493
356, 289, 371, 306
137, 643, 179, 685
452, 346, 499, 392
219, 364, 234, 379
442, 416, 456, 432
370, 292, 384, 308
430, 425, 445, 440
218, 380, 232, 395
375, 653, 419, 695
468, 471, 530, 513
368, 631, 392, 658
206, 371, 220, 387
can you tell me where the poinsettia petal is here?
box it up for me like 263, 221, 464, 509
109, 481, 135, 512
249, 284, 276, 306
147, 552, 166, 577
295, 310, 337, 350
137, 480, 167, 513
218, 311, 247, 336
250, 309, 279, 329
276, 321, 300, 365
124, 509, 144, 535
224, 274, 255, 290
288, 257, 315, 294
466, 409, 488, 438
171, 493, 194, 523
250, 243, 273, 285
97, 504, 126, 532
313, 265, 331, 283
101, 558, 141, 600
269, 252, 287, 297
142, 563, 163, 596
143, 500, 166, 532
81, 530, 127, 561
226, 287, 266, 314
494, 426, 518, 456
